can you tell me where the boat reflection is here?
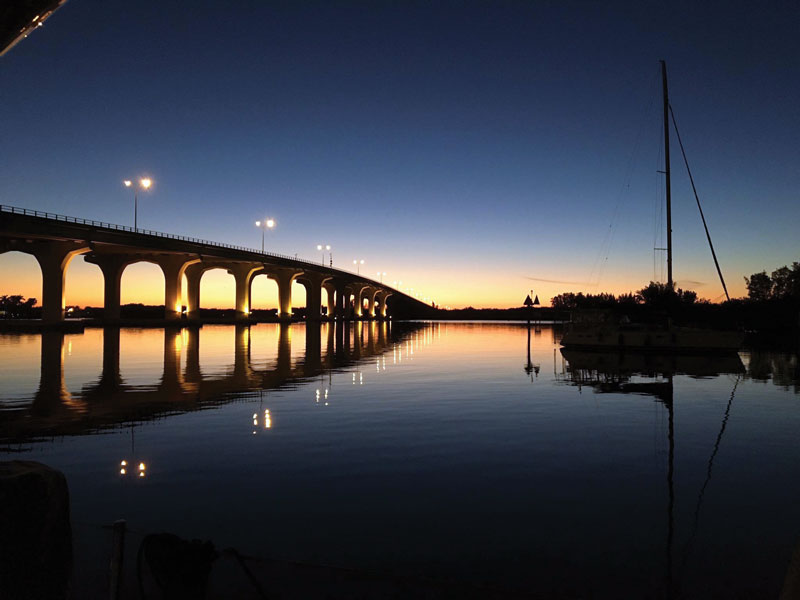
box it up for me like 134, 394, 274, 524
558, 348, 745, 402
0, 321, 421, 444
558, 347, 745, 598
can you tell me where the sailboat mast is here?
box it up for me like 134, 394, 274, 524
661, 60, 673, 290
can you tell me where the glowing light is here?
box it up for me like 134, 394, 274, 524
120, 460, 127, 466
266, 219, 275, 228
123, 180, 132, 187
138, 462, 146, 471
139, 471, 145, 477
140, 178, 152, 190
120, 468, 126, 475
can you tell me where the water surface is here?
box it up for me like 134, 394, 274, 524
1, 322, 798, 598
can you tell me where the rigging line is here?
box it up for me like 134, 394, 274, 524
679, 374, 741, 576
589, 67, 660, 289
669, 104, 731, 301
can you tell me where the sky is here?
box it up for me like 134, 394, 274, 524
1, 0, 798, 308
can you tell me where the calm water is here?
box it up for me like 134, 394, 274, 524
1, 322, 799, 598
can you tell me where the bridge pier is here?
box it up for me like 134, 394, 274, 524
266, 268, 300, 320
227, 263, 261, 318
351, 284, 367, 318
333, 283, 348, 320
368, 288, 379, 318
296, 272, 329, 321
323, 282, 336, 319
156, 256, 198, 320
86, 254, 130, 321
377, 290, 392, 318
27, 241, 89, 323
184, 263, 205, 319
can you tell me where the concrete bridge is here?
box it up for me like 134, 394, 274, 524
0, 205, 425, 323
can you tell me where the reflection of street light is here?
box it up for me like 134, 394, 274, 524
252, 409, 272, 434
316, 244, 331, 266
255, 218, 275, 253
119, 459, 146, 478
119, 424, 147, 479
353, 259, 364, 274
124, 177, 153, 232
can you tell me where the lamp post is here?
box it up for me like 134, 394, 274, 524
317, 244, 331, 266
255, 218, 275, 253
353, 259, 364, 275
124, 177, 152, 232
377, 271, 386, 283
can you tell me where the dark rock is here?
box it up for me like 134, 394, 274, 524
0, 460, 72, 600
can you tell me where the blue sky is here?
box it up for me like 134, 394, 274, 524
1, 1, 798, 307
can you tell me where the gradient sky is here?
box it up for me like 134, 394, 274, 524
1, 1, 798, 308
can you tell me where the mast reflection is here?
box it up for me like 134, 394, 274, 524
558, 348, 745, 599
1, 321, 420, 443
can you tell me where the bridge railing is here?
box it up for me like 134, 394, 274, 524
0, 204, 324, 269
0, 204, 410, 295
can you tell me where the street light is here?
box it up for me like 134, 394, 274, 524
124, 177, 153, 232
353, 259, 364, 274
255, 218, 275, 253
377, 271, 386, 283
316, 244, 331, 266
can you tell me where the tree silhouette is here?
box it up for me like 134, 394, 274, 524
0, 295, 38, 318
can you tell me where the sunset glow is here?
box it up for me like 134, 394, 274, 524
0, 3, 796, 309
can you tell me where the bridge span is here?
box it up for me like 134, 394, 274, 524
0, 205, 423, 323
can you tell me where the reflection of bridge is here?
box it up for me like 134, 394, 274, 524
1, 321, 422, 442
0, 205, 427, 323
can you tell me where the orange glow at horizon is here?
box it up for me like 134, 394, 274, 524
0, 251, 750, 310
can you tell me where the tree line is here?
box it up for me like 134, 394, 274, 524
550, 282, 699, 310
744, 262, 800, 302
550, 262, 800, 310
0, 295, 38, 318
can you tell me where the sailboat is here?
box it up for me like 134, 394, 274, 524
561, 61, 744, 352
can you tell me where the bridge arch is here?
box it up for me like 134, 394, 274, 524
197, 267, 236, 311
65, 258, 103, 312
250, 273, 280, 316
0, 241, 91, 322
260, 267, 302, 320
120, 261, 165, 307
295, 272, 332, 320
0, 250, 42, 316
291, 280, 307, 318
88, 253, 199, 320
